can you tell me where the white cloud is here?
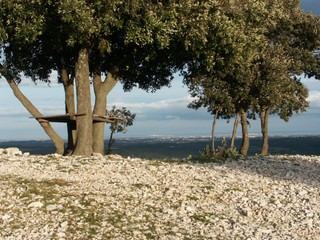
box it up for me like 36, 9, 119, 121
307, 91, 320, 108
0, 108, 28, 117
110, 95, 194, 110
108, 95, 206, 121
0, 71, 61, 88
37, 105, 66, 115
165, 115, 181, 120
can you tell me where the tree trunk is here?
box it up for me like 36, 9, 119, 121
230, 113, 239, 149
107, 130, 115, 154
240, 110, 249, 156
73, 48, 93, 156
211, 110, 219, 155
60, 67, 76, 154
260, 108, 270, 156
6, 78, 65, 154
92, 71, 118, 155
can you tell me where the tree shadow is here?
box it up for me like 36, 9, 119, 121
213, 155, 320, 188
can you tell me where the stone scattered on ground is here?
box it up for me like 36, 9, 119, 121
0, 148, 319, 239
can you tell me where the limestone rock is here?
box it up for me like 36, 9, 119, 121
2, 147, 22, 156
28, 201, 44, 208
0, 153, 320, 239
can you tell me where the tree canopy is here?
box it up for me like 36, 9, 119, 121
184, 0, 320, 155
1, 0, 186, 155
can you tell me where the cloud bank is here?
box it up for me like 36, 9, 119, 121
109, 95, 210, 121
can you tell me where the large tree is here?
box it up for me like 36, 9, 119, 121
1, 0, 78, 153
183, 0, 319, 156
56, 0, 181, 155
183, 0, 264, 156
1, 0, 185, 155
88, 0, 181, 154
252, 45, 309, 156
187, 76, 235, 155
253, 3, 320, 155
0, 1, 65, 154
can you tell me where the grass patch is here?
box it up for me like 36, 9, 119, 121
224, 187, 243, 192
148, 160, 164, 166
0, 175, 71, 204
131, 183, 151, 189
187, 195, 199, 201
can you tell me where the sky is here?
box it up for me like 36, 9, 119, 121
301, 0, 320, 14
0, 0, 319, 141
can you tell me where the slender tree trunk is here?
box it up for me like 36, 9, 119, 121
230, 113, 239, 149
211, 110, 219, 155
60, 67, 76, 154
260, 108, 270, 156
6, 78, 65, 154
92, 71, 118, 155
240, 109, 249, 156
107, 130, 115, 154
73, 48, 93, 156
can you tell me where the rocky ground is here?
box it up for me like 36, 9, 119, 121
0, 147, 319, 239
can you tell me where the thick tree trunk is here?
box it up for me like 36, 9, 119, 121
260, 108, 270, 156
211, 110, 219, 155
230, 113, 239, 149
60, 67, 76, 154
240, 110, 249, 156
6, 78, 65, 154
73, 48, 93, 156
92, 71, 118, 155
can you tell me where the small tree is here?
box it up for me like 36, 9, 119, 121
187, 76, 235, 156
106, 106, 136, 154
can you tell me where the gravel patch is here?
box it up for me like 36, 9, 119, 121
0, 149, 319, 239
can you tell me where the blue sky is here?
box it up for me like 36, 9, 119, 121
0, 1, 320, 141
1, 74, 320, 141
301, 0, 320, 14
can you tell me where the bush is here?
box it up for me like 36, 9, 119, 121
188, 138, 240, 163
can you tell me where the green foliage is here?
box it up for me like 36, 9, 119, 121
0, 15, 6, 42
57, 0, 97, 46
1, 0, 320, 157
189, 138, 240, 163
106, 106, 136, 154
184, 0, 265, 120
1, 0, 184, 91
1, 0, 45, 43
185, 0, 319, 156
106, 106, 136, 134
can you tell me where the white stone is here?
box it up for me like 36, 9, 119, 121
60, 221, 68, 229
46, 204, 58, 211
28, 201, 44, 208
258, 228, 272, 234
0, 153, 320, 239
57, 232, 66, 238
23, 152, 30, 157
92, 152, 104, 159
186, 206, 195, 212
2, 214, 11, 221
299, 190, 308, 196
4, 147, 22, 156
